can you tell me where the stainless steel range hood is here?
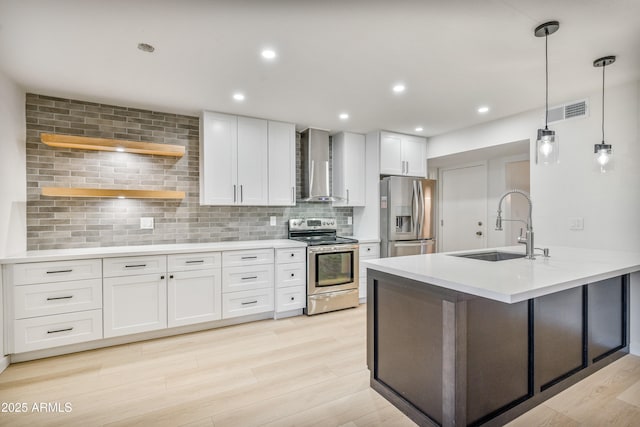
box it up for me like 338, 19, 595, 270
300, 128, 337, 202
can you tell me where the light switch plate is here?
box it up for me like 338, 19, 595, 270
568, 217, 584, 231
140, 217, 154, 230
270, 216, 277, 226
347, 216, 353, 225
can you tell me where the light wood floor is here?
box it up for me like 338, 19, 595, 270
0, 305, 638, 426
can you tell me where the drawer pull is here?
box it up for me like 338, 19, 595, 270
241, 256, 258, 260
290, 253, 295, 257
47, 327, 74, 334
125, 264, 147, 268
185, 260, 205, 264
241, 276, 258, 280
241, 300, 258, 306
290, 296, 295, 301
46, 295, 73, 301
46, 269, 73, 274
290, 273, 295, 277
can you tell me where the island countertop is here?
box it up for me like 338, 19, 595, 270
363, 246, 640, 303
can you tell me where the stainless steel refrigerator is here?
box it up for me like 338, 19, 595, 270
380, 176, 436, 257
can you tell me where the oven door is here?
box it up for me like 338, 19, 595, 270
307, 244, 359, 295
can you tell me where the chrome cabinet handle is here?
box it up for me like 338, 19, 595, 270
47, 327, 73, 334
233, 185, 237, 203
46, 269, 72, 274
241, 300, 258, 305
240, 185, 243, 203
185, 260, 204, 264
241, 276, 258, 280
125, 264, 146, 268
346, 189, 350, 205
46, 295, 73, 301
291, 186, 295, 204
241, 256, 258, 260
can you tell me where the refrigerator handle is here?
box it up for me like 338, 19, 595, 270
411, 180, 419, 235
418, 181, 425, 237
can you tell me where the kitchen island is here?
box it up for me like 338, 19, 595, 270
363, 246, 640, 427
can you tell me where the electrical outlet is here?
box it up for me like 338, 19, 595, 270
347, 216, 353, 225
568, 217, 584, 231
270, 216, 277, 226
140, 217, 154, 230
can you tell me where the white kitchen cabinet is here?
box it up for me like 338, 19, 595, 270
379, 131, 427, 177
200, 111, 293, 206
103, 273, 167, 338
358, 242, 380, 302
200, 111, 237, 205
274, 248, 306, 314
268, 120, 296, 205
168, 269, 222, 328
332, 132, 366, 207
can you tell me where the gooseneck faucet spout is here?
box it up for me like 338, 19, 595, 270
496, 189, 535, 259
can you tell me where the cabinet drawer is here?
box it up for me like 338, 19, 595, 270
276, 285, 306, 312
12, 259, 102, 285
222, 288, 274, 319
168, 252, 221, 272
275, 248, 306, 264
13, 309, 103, 353
222, 265, 274, 293
359, 243, 380, 259
14, 279, 102, 320
223, 249, 274, 267
103, 255, 167, 278
275, 263, 305, 289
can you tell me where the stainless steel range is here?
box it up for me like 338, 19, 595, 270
288, 218, 359, 315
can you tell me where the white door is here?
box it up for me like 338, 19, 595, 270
379, 132, 403, 175
200, 112, 237, 205
440, 164, 487, 252
267, 121, 296, 206
103, 274, 167, 338
168, 269, 222, 328
237, 117, 269, 205
402, 135, 427, 177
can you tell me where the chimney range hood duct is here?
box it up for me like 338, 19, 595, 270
300, 128, 337, 202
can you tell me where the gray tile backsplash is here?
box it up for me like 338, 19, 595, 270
26, 94, 352, 250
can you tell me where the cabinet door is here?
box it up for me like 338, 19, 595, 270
379, 132, 403, 175
200, 111, 238, 205
268, 121, 296, 206
332, 132, 366, 207
103, 274, 167, 338
401, 135, 427, 177
168, 269, 222, 328
237, 117, 269, 205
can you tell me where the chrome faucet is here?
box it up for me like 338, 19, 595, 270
495, 189, 535, 259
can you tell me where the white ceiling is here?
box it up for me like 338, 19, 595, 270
1, 0, 639, 136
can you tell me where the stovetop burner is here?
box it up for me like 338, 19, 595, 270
287, 218, 358, 246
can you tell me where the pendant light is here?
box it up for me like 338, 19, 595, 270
593, 55, 616, 173
534, 21, 560, 165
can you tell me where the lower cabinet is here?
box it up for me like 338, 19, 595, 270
14, 309, 103, 353
103, 273, 168, 338
274, 248, 306, 313
358, 242, 380, 301
168, 269, 222, 328
222, 287, 274, 319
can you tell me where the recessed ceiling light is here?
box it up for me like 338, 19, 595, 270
339, 113, 349, 120
477, 106, 490, 114
117, 196, 125, 199
137, 43, 155, 53
415, 127, 424, 132
261, 49, 277, 59
393, 84, 406, 93
233, 93, 245, 101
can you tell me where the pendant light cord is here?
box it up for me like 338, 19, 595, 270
544, 31, 549, 130
601, 63, 605, 143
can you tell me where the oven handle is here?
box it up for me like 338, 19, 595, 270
307, 244, 359, 254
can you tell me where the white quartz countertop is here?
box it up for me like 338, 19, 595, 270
363, 246, 640, 303
0, 240, 307, 264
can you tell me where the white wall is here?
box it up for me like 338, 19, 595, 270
0, 70, 26, 366
428, 80, 640, 355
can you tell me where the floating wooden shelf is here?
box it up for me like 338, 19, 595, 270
40, 133, 185, 157
41, 187, 185, 199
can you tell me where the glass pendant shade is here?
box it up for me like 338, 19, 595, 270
594, 143, 613, 173
536, 128, 559, 165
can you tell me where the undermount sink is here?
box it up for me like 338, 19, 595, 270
450, 250, 526, 262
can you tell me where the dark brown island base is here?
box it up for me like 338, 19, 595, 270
366, 269, 629, 427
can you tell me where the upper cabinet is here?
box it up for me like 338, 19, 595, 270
200, 111, 294, 206
268, 121, 296, 206
379, 131, 427, 177
332, 132, 366, 207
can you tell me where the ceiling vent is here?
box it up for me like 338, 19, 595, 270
546, 99, 589, 124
